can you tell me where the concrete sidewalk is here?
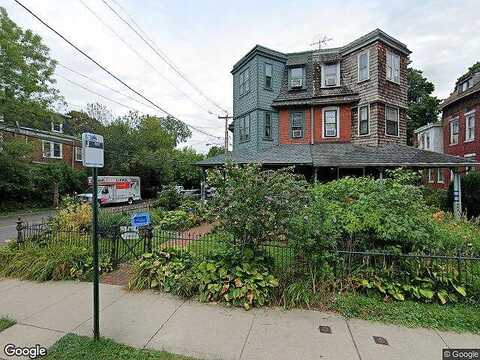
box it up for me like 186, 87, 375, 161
0, 279, 478, 360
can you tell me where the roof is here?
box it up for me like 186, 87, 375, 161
0, 123, 80, 145
413, 122, 443, 134
197, 143, 478, 168
231, 45, 287, 73
441, 80, 480, 109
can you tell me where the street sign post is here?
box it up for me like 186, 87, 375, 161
82, 133, 104, 341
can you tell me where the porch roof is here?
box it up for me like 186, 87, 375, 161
197, 143, 479, 168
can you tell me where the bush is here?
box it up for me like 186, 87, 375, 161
423, 187, 448, 210
51, 200, 91, 232
0, 242, 113, 281
447, 171, 480, 218
128, 247, 278, 310
154, 185, 183, 210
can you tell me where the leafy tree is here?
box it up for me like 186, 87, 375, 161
0, 7, 62, 127
407, 68, 440, 145
85, 103, 114, 124
208, 164, 310, 249
172, 147, 205, 188
64, 110, 104, 136
457, 61, 480, 83
207, 145, 224, 158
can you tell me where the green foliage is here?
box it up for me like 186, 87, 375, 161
208, 163, 310, 249
457, 61, 480, 84
128, 248, 278, 310
172, 147, 204, 189
406, 68, 440, 145
447, 171, 480, 218
0, 318, 15, 333
422, 187, 448, 211
332, 293, 480, 334
156, 210, 194, 231
0, 242, 112, 281
206, 145, 224, 158
0, 7, 62, 126
312, 172, 435, 252
154, 185, 183, 210
44, 334, 197, 360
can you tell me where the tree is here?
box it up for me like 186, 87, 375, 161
64, 110, 104, 136
457, 62, 480, 83
207, 145, 224, 158
407, 68, 441, 145
0, 7, 62, 127
172, 147, 205, 188
85, 103, 114, 124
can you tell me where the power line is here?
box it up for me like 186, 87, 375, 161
101, 0, 228, 114
13, 0, 222, 141
77, 0, 216, 117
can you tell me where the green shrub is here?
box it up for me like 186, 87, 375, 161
178, 199, 211, 225
422, 187, 448, 210
0, 242, 112, 281
154, 185, 183, 210
157, 210, 194, 231
447, 171, 480, 218
128, 247, 278, 310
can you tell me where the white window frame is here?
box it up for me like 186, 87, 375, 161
323, 107, 340, 138
449, 117, 459, 145
357, 50, 370, 82
291, 111, 304, 138
358, 104, 370, 136
465, 153, 476, 173
385, 106, 400, 137
42, 140, 63, 159
428, 169, 434, 183
437, 168, 444, 184
75, 146, 83, 162
465, 111, 475, 142
51, 122, 63, 133
386, 51, 400, 84
321, 63, 340, 87
290, 67, 305, 88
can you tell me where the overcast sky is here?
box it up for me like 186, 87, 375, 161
3, 0, 479, 152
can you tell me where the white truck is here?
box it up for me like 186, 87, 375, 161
77, 176, 141, 205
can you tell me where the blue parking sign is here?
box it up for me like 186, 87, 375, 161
131, 212, 151, 228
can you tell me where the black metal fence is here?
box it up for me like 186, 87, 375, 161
14, 221, 480, 286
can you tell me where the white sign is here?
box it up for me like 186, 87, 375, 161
82, 133, 104, 168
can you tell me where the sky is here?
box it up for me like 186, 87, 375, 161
2, 0, 479, 153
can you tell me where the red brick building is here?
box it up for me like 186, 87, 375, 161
0, 121, 84, 171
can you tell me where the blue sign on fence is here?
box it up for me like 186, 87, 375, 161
131, 212, 150, 228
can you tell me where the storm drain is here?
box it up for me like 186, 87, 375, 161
318, 325, 332, 334
373, 336, 389, 345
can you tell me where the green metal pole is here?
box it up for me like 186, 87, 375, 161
92, 167, 100, 340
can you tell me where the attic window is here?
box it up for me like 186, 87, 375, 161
51, 122, 63, 133
290, 67, 304, 88
322, 63, 340, 87
459, 79, 472, 93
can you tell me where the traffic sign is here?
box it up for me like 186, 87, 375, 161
131, 212, 151, 228
82, 133, 104, 168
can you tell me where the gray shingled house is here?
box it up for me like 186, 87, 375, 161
197, 29, 478, 216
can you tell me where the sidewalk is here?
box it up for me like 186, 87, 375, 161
0, 278, 478, 360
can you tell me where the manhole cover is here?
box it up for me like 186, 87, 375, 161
318, 325, 332, 334
373, 336, 388, 345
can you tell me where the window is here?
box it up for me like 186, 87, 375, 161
290, 67, 304, 88
425, 133, 430, 150
75, 146, 83, 162
265, 63, 273, 89
264, 112, 272, 139
428, 169, 434, 183
290, 112, 303, 138
386, 51, 400, 83
357, 51, 369, 82
323, 108, 339, 138
385, 106, 399, 136
465, 154, 476, 173
465, 112, 475, 142
51, 122, 63, 133
322, 63, 339, 87
358, 105, 369, 135
239, 114, 250, 142
460, 80, 471, 93
42, 141, 62, 159
239, 68, 250, 96
449, 118, 459, 144
437, 168, 444, 184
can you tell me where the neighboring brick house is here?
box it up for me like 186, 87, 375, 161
0, 119, 84, 170
441, 68, 480, 183
198, 29, 476, 215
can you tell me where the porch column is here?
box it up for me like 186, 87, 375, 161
200, 168, 206, 201
314, 167, 318, 184
453, 169, 462, 219
379, 168, 384, 180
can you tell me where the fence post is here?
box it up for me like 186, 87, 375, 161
145, 225, 153, 253
110, 227, 118, 268
16, 218, 24, 244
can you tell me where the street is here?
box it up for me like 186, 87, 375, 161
0, 210, 55, 245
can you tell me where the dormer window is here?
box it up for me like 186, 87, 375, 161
459, 79, 471, 93
51, 122, 63, 133
321, 63, 340, 87
290, 67, 304, 89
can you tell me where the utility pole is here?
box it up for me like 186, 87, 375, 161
218, 113, 233, 158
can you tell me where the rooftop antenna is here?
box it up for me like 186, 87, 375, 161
310, 35, 332, 50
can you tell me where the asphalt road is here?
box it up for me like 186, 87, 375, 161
0, 210, 55, 245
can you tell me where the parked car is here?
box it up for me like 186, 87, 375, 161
77, 176, 141, 205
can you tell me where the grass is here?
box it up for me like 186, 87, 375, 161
44, 334, 197, 360
0, 318, 15, 332
332, 293, 480, 334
